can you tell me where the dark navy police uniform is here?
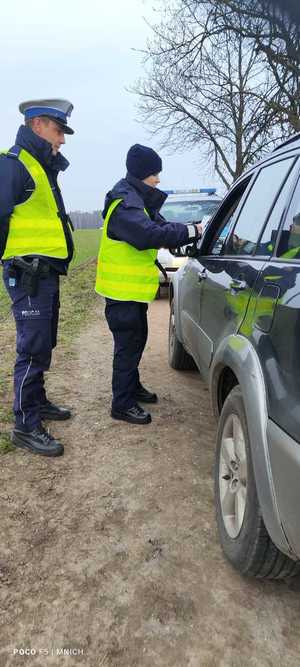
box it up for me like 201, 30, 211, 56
105, 299, 149, 411
103, 172, 198, 415
0, 125, 73, 433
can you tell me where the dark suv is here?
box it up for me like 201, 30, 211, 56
169, 134, 300, 579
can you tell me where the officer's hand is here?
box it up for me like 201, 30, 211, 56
195, 223, 203, 236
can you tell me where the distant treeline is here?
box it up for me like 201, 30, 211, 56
70, 210, 103, 229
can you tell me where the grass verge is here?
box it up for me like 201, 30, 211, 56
0, 433, 15, 454
71, 229, 101, 266
59, 260, 99, 347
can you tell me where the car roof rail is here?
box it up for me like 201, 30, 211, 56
273, 133, 300, 151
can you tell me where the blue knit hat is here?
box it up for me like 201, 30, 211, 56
126, 144, 162, 180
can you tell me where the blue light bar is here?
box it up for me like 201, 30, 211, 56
199, 188, 217, 194
164, 187, 217, 195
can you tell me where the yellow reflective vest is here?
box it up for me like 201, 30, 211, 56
2, 148, 69, 260
95, 198, 159, 302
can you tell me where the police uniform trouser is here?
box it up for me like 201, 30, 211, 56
3, 261, 60, 432
105, 299, 148, 411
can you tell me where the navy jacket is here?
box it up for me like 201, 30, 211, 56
103, 173, 199, 250
0, 125, 73, 273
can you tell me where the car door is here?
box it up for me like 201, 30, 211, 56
240, 159, 300, 443
181, 156, 298, 376
179, 177, 253, 367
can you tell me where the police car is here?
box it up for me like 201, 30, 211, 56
157, 188, 221, 286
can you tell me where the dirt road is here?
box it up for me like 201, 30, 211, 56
1, 298, 300, 667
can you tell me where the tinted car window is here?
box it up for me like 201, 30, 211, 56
208, 181, 251, 256
210, 206, 239, 256
161, 200, 220, 223
277, 173, 300, 259
225, 158, 296, 256
255, 160, 298, 256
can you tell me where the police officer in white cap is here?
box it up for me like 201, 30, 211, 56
0, 99, 75, 457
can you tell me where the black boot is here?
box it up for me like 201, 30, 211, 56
111, 404, 152, 424
12, 426, 64, 457
40, 400, 71, 421
135, 385, 158, 404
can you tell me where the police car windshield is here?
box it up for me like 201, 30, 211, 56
161, 200, 219, 223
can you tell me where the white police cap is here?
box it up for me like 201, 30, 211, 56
19, 98, 74, 134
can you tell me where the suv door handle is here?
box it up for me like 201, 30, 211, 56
230, 279, 247, 292
198, 269, 207, 283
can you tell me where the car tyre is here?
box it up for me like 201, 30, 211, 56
215, 385, 300, 579
168, 300, 195, 370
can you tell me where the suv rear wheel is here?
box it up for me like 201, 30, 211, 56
168, 300, 195, 370
215, 386, 300, 579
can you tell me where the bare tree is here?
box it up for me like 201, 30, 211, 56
70, 211, 102, 229
273, 0, 300, 25
184, 0, 300, 130
133, 2, 287, 187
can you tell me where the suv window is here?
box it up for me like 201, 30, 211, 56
255, 160, 299, 256
277, 173, 300, 259
225, 158, 296, 256
209, 180, 251, 256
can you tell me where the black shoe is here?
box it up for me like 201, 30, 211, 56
135, 385, 158, 404
12, 426, 64, 457
111, 404, 152, 425
40, 400, 71, 421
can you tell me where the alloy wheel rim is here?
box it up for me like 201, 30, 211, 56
219, 413, 247, 538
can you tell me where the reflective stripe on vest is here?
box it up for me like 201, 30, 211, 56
281, 245, 300, 259
95, 198, 159, 302
2, 148, 68, 260
267, 243, 300, 259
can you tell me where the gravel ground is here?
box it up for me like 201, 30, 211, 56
1, 298, 300, 667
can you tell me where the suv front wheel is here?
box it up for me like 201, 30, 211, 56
215, 385, 300, 579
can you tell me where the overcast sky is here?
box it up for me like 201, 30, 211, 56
0, 0, 221, 211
